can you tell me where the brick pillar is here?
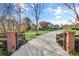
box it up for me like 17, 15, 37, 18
66, 32, 75, 53
7, 32, 17, 53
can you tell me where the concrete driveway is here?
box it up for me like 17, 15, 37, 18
12, 30, 70, 56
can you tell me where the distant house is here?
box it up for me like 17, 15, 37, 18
39, 21, 60, 30
53, 24, 60, 29
30, 23, 37, 31
47, 22, 54, 28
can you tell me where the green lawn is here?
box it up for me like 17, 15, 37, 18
75, 30, 79, 35
24, 30, 53, 41
24, 29, 79, 41
65, 29, 79, 36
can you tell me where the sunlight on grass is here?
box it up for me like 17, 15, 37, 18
65, 29, 75, 32
75, 30, 79, 35
65, 29, 79, 35
24, 30, 52, 41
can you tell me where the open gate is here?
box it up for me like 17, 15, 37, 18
56, 33, 67, 50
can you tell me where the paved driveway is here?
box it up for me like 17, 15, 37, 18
12, 30, 69, 56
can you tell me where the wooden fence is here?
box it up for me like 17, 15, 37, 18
0, 33, 7, 42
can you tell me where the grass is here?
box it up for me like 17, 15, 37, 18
65, 29, 79, 35
75, 30, 79, 36
65, 29, 75, 32
24, 30, 53, 41
0, 45, 12, 56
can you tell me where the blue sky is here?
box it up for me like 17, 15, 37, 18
24, 3, 76, 25
0, 3, 78, 25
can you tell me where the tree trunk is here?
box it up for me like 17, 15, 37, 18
8, 20, 11, 32
36, 19, 39, 35
13, 22, 15, 32
18, 23, 20, 32
18, 12, 21, 33
17, 14, 21, 33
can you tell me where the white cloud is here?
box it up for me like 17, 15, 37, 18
54, 7, 66, 15
55, 7, 61, 15
55, 16, 61, 19
76, 7, 79, 13
31, 4, 34, 7
15, 3, 25, 8
15, 3, 29, 12
48, 8, 54, 12
50, 19, 69, 25
19, 4, 25, 8
19, 4, 29, 12
45, 6, 66, 16
45, 7, 54, 13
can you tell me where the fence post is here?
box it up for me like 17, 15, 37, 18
7, 32, 17, 53
66, 32, 75, 53
63, 33, 66, 50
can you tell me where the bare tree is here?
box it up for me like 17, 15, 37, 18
0, 3, 15, 33
5, 4, 15, 32
0, 16, 6, 33
68, 19, 76, 31
27, 3, 44, 35
64, 3, 79, 31
15, 3, 25, 32
23, 17, 31, 31
65, 3, 79, 22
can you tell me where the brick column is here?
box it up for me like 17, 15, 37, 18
7, 32, 17, 53
66, 32, 75, 53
